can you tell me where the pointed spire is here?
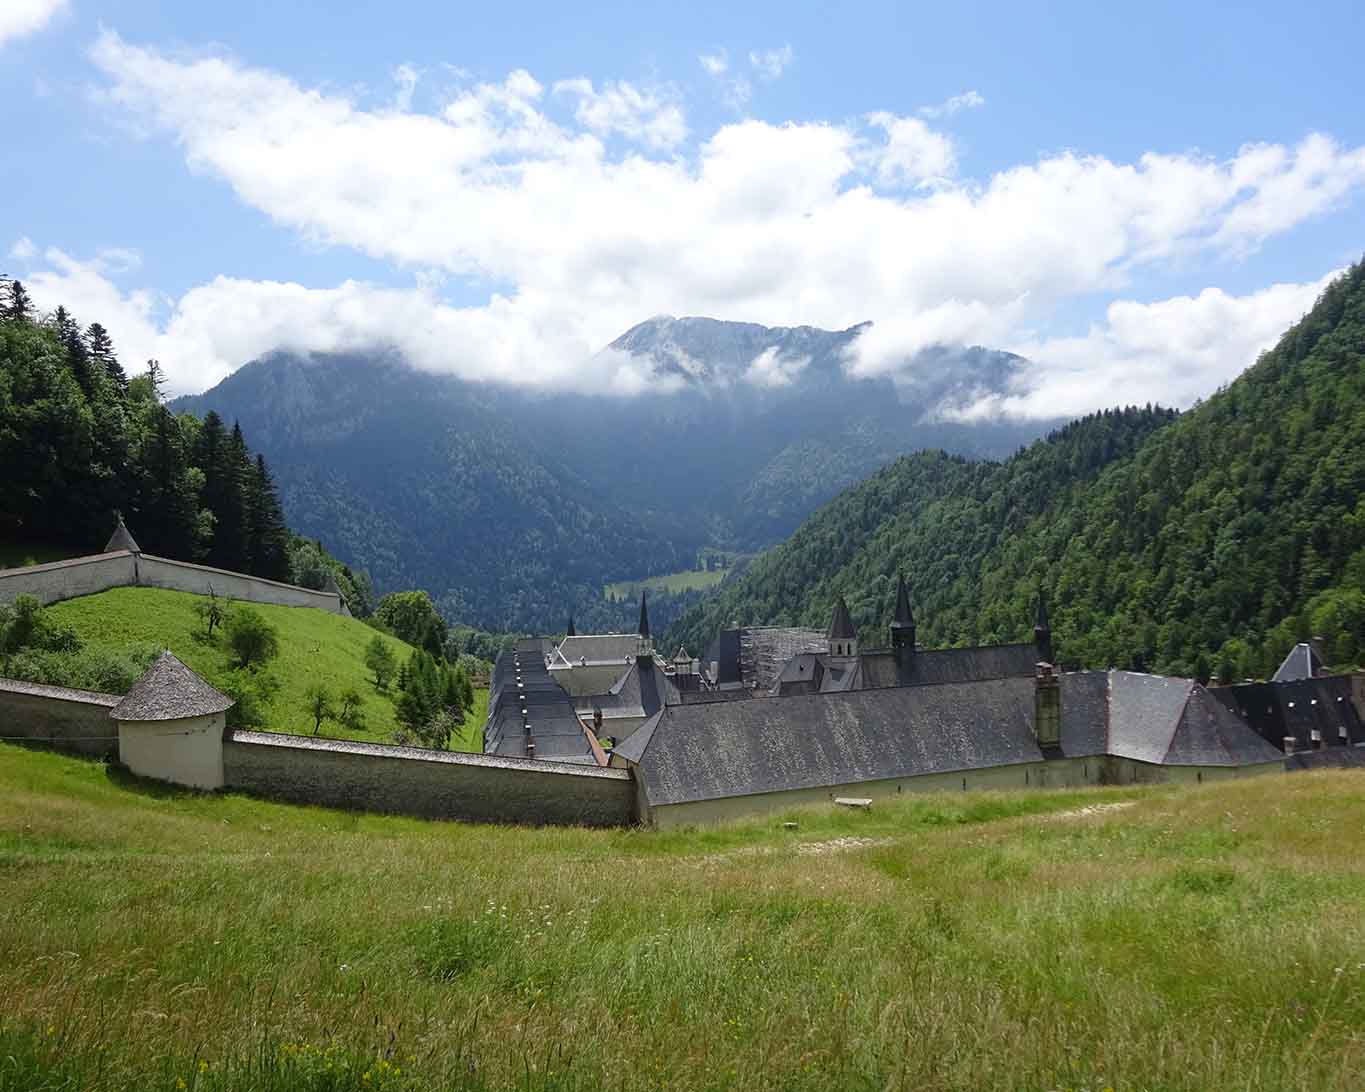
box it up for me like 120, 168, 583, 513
637, 591, 650, 640
1035, 587, 1050, 633
893, 572, 914, 627
104, 514, 141, 554
827, 595, 856, 641
566, 614, 576, 637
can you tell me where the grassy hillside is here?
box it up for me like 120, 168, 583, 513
604, 567, 728, 600
670, 261, 1365, 680
44, 587, 484, 751
2, 746, 1363, 1090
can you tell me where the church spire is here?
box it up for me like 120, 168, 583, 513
890, 573, 916, 660
637, 590, 650, 640
566, 614, 576, 637
827, 595, 858, 659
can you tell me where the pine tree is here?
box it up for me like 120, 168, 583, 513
3, 279, 34, 323
247, 454, 291, 581
198, 412, 248, 571
85, 322, 127, 396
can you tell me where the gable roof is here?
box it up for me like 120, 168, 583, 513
855, 643, 1040, 690
484, 646, 597, 764
623, 669, 1282, 808
110, 651, 233, 721
1208, 676, 1365, 751
552, 634, 641, 665
1273, 643, 1324, 683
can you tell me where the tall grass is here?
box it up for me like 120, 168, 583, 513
2, 746, 1363, 1090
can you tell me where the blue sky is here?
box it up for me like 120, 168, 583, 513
3, 0, 1363, 411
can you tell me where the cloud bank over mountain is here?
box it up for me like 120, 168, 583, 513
12, 29, 1365, 411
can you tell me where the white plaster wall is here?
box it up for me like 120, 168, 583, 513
0, 553, 136, 606
118, 712, 225, 790
136, 556, 346, 614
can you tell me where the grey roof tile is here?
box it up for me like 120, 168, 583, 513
109, 651, 233, 721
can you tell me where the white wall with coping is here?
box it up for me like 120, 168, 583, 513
0, 678, 121, 758
118, 711, 227, 790
223, 731, 636, 827
0, 553, 137, 607
0, 550, 348, 615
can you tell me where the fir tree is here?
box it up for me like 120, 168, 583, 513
247, 454, 291, 581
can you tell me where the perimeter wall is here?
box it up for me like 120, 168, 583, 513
0, 550, 347, 614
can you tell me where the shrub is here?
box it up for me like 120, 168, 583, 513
4, 643, 159, 694
364, 635, 397, 691
304, 683, 335, 735
225, 608, 280, 669
213, 668, 280, 730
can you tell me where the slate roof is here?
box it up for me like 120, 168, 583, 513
484, 647, 597, 764
104, 517, 141, 554
109, 651, 234, 721
552, 634, 641, 665
575, 657, 678, 721
622, 669, 1281, 808
1208, 676, 1365, 751
1272, 643, 1325, 683
843, 643, 1040, 691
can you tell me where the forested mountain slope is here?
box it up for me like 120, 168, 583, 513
668, 260, 1365, 680
175, 320, 1055, 632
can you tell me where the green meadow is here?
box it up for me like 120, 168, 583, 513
44, 587, 485, 751
2, 746, 1363, 1091
604, 567, 728, 600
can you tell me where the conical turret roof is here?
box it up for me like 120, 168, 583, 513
638, 591, 651, 639
892, 573, 914, 628
104, 516, 141, 554
827, 596, 856, 641
321, 570, 341, 595
110, 651, 234, 722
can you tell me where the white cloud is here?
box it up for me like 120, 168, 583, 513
867, 112, 958, 186
698, 51, 728, 77
67, 31, 1365, 411
392, 63, 420, 112
919, 90, 985, 119
553, 78, 686, 149
0, 0, 67, 47
9, 236, 38, 260
744, 346, 808, 388
749, 45, 794, 82
948, 272, 1342, 420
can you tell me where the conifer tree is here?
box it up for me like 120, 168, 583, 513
3, 279, 34, 323
85, 323, 127, 395
247, 454, 291, 581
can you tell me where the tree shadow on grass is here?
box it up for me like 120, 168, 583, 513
103, 760, 209, 801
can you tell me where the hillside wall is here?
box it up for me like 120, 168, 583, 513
0, 552, 137, 607
224, 732, 636, 827
0, 678, 120, 758
0, 551, 348, 615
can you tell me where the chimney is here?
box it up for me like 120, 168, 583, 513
1034, 662, 1061, 748
1283, 736, 1298, 755
593, 706, 603, 732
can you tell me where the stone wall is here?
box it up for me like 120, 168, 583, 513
0, 678, 121, 758
0, 552, 137, 607
224, 732, 636, 827
0, 550, 347, 615
134, 555, 347, 613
